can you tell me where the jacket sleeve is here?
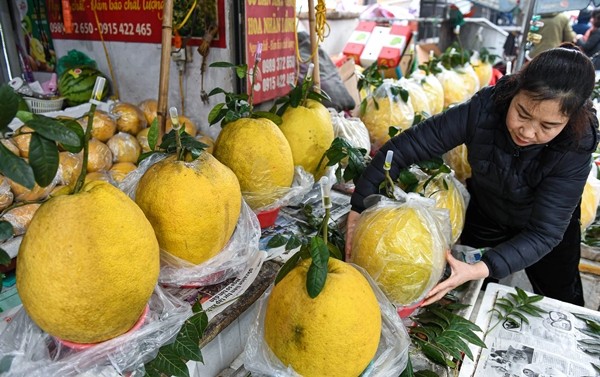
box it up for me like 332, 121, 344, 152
481, 152, 592, 279
577, 30, 600, 55
350, 89, 485, 213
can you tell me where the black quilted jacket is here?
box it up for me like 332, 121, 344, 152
351, 82, 599, 279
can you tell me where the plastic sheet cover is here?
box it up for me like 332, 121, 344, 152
0, 285, 192, 376
243, 264, 411, 377
351, 194, 450, 307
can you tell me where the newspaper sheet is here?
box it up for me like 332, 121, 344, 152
460, 283, 600, 377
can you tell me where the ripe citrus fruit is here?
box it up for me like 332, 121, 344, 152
352, 204, 447, 306
113, 102, 147, 135
361, 91, 414, 151
135, 154, 241, 264
279, 99, 334, 177
213, 118, 294, 209
106, 132, 142, 163
16, 181, 159, 343
79, 110, 117, 142
264, 258, 381, 377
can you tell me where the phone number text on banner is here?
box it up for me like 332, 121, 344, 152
47, 0, 164, 43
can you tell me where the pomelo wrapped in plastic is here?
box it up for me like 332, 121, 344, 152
400, 77, 431, 117
581, 170, 600, 232
443, 144, 471, 184
436, 65, 472, 108
360, 79, 414, 152
351, 195, 450, 307
414, 169, 468, 244
329, 109, 371, 155
470, 52, 493, 88
455, 63, 480, 97
411, 71, 444, 115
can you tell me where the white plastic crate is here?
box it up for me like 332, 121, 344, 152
23, 97, 65, 114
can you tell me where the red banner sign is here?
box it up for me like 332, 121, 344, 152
245, 0, 296, 104
46, 0, 226, 47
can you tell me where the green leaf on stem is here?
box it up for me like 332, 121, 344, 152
0, 142, 35, 189
148, 118, 159, 151
145, 346, 190, 377
26, 116, 81, 146
274, 251, 302, 285
306, 236, 329, 298
0, 85, 18, 133
28, 133, 59, 187
57, 119, 84, 153
0, 221, 13, 242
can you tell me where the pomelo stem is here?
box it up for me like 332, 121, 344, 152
72, 103, 96, 194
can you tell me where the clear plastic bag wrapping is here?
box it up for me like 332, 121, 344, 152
0, 285, 192, 376
243, 264, 411, 377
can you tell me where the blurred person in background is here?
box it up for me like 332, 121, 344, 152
572, 8, 592, 36
576, 8, 600, 68
529, 12, 576, 58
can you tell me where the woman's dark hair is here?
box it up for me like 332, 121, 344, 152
494, 43, 595, 140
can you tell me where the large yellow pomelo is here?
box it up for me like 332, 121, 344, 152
456, 64, 480, 97
106, 132, 142, 163
279, 100, 334, 177
113, 102, 147, 135
581, 180, 600, 232
436, 69, 471, 108
352, 205, 446, 306
87, 138, 113, 172
361, 92, 414, 152
138, 99, 158, 125
213, 118, 294, 209
135, 154, 242, 264
419, 175, 465, 244
16, 181, 159, 343
419, 74, 445, 115
264, 258, 381, 377
444, 144, 471, 184
403, 78, 431, 116
79, 110, 117, 142
471, 60, 492, 88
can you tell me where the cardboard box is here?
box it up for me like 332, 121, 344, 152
415, 43, 442, 66
337, 57, 361, 116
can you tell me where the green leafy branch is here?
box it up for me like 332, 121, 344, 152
486, 287, 546, 336
439, 43, 471, 71
272, 67, 330, 117
0, 85, 83, 191
476, 47, 498, 65
378, 156, 450, 199
138, 119, 207, 163
573, 313, 600, 369
403, 302, 486, 374
207, 62, 281, 127
144, 302, 208, 377
316, 137, 370, 185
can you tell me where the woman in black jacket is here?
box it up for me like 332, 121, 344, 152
346, 44, 599, 306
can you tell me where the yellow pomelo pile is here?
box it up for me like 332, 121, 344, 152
352, 205, 446, 306
213, 118, 294, 210
581, 180, 600, 232
135, 154, 242, 264
361, 95, 414, 151
444, 144, 471, 184
109, 162, 137, 183
418, 175, 465, 244
58, 151, 83, 186
264, 258, 381, 377
79, 110, 117, 142
279, 99, 334, 178
16, 181, 159, 343
138, 99, 158, 125
106, 132, 142, 163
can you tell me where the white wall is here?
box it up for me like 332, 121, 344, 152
50, 2, 237, 140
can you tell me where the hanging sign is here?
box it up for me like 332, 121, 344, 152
245, 0, 296, 104
46, 0, 226, 47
